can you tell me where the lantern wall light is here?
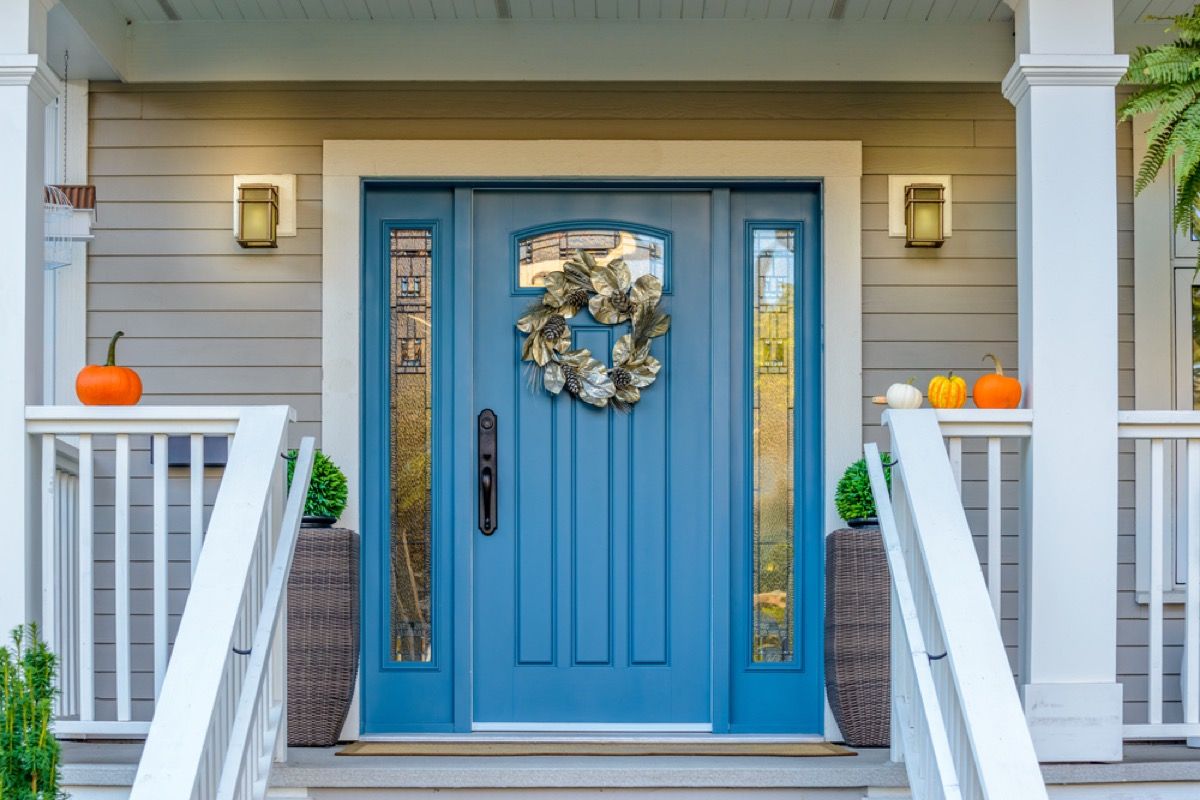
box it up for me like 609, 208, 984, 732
232, 174, 297, 250
888, 175, 952, 249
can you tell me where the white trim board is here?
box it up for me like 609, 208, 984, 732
322, 139, 864, 741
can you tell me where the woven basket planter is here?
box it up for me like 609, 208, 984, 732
287, 527, 360, 747
825, 527, 890, 748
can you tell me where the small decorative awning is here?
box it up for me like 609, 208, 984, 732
46, 185, 96, 211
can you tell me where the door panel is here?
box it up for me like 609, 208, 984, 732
471, 190, 713, 726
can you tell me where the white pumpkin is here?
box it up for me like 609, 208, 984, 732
885, 380, 923, 409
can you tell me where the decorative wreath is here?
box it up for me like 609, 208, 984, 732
516, 249, 671, 410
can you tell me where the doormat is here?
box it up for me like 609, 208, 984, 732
338, 740, 855, 757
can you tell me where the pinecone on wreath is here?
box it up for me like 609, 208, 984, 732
542, 314, 567, 342
562, 365, 583, 395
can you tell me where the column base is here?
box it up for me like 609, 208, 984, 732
1021, 682, 1123, 762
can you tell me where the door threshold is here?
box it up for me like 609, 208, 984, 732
357, 733, 829, 743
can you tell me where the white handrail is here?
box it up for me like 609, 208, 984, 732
865, 442, 961, 800
217, 438, 314, 799
932, 410, 1032, 623
1116, 410, 1200, 742
127, 406, 309, 800
869, 409, 1047, 800
29, 406, 271, 736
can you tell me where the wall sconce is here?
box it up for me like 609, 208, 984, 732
232, 174, 296, 251
888, 175, 952, 248
236, 184, 279, 248
904, 183, 945, 248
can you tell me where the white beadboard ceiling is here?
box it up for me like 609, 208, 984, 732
106, 0, 1200, 24
112, 0, 1026, 23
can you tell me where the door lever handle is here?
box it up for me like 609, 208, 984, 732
478, 409, 498, 535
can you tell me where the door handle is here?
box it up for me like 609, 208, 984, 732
478, 409, 498, 535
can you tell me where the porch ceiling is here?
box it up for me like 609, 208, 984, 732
101, 0, 1200, 24
110, 0, 1020, 23
48, 0, 1178, 84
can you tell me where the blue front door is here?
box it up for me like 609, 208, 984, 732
360, 184, 824, 733
472, 190, 714, 727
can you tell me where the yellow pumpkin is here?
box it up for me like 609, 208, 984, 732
928, 371, 967, 409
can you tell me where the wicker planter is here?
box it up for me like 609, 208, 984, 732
825, 526, 890, 748
287, 527, 359, 747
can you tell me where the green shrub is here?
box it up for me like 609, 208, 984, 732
288, 449, 349, 521
0, 624, 63, 800
834, 454, 891, 523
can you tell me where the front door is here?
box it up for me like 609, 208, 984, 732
472, 190, 714, 728
360, 184, 824, 734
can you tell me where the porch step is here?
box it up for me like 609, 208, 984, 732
59, 741, 1200, 799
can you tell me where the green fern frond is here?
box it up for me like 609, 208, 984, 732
1124, 5, 1200, 267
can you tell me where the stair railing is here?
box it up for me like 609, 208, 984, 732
866, 408, 1046, 800
127, 407, 314, 800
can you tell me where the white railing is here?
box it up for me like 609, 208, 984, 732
47, 439, 80, 720
867, 409, 1046, 800
29, 406, 259, 736
127, 409, 313, 800
935, 410, 1031, 623
1118, 411, 1200, 742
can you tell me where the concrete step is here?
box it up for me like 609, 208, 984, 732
59, 741, 1200, 800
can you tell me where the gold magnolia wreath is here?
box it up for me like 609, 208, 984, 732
516, 250, 670, 410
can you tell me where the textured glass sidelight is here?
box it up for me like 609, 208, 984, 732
390, 229, 433, 662
751, 227, 796, 664
517, 228, 665, 288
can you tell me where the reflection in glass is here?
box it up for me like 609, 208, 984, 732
518, 228, 665, 288
752, 228, 796, 664
390, 229, 433, 662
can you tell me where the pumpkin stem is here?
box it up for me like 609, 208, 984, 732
983, 353, 1004, 376
105, 331, 125, 367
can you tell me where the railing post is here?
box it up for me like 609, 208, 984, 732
1002, 0, 1127, 762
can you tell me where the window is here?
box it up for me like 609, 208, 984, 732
750, 226, 799, 663
517, 227, 666, 288
390, 229, 433, 662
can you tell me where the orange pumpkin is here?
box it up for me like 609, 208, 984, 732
928, 371, 967, 409
76, 331, 143, 406
973, 353, 1022, 409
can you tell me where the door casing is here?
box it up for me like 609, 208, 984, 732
330, 140, 866, 738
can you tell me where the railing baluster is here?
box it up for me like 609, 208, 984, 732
62, 469, 78, 717
1149, 438, 1165, 725
115, 432, 132, 722
40, 434, 56, 675
947, 436, 962, 494
191, 433, 204, 576
986, 436, 1002, 620
78, 434, 95, 722
153, 434, 169, 697
1187, 440, 1200, 728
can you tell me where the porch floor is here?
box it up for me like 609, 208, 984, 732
58, 740, 1200, 791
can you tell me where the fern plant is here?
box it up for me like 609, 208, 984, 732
0, 624, 63, 800
1120, 5, 1200, 264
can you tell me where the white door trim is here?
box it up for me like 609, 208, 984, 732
321, 139, 864, 741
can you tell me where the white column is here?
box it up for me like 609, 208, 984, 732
0, 0, 57, 635
1003, 0, 1128, 763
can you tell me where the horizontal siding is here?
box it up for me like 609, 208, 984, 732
88, 81, 1148, 723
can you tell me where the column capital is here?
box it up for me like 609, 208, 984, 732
1002, 53, 1128, 106
0, 54, 61, 105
